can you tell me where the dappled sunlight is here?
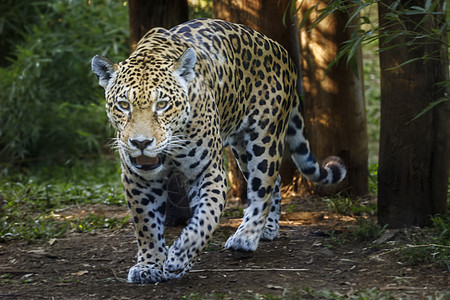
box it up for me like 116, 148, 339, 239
50, 204, 128, 221
221, 194, 367, 232
300, 35, 336, 70
221, 211, 358, 230
213, 0, 261, 27
299, 1, 340, 96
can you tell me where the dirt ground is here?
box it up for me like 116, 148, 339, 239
0, 196, 448, 299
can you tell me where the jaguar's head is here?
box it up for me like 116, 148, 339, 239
92, 48, 197, 175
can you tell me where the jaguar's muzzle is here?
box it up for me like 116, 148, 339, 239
130, 154, 165, 171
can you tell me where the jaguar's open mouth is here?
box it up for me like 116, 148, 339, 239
130, 154, 164, 171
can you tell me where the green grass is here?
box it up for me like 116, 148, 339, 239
327, 213, 450, 270
350, 217, 387, 241
395, 215, 450, 270
324, 195, 377, 217
0, 157, 127, 242
324, 195, 449, 268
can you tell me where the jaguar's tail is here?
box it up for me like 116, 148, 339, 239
285, 94, 346, 185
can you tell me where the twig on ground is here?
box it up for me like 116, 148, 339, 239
371, 243, 450, 258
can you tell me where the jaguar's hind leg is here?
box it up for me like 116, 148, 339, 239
260, 175, 281, 240
225, 134, 284, 251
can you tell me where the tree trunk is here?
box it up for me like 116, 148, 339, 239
298, 0, 368, 197
128, 0, 188, 51
128, 0, 190, 226
377, 0, 449, 228
213, 0, 305, 200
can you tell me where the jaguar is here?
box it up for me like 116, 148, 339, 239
92, 18, 346, 283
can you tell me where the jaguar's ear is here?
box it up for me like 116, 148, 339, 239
91, 55, 118, 89
173, 48, 197, 85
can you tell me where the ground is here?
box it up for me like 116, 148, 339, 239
0, 196, 448, 299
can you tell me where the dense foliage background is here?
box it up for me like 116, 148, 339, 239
0, 0, 129, 168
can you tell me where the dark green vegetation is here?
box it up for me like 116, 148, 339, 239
0, 0, 129, 165
395, 215, 450, 268
324, 197, 449, 270
0, 159, 127, 241
0, 0, 130, 239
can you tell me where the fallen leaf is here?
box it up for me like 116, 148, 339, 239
71, 270, 89, 276
266, 284, 284, 290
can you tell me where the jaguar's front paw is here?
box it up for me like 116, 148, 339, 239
163, 261, 193, 280
225, 232, 259, 252
260, 224, 279, 241
127, 264, 166, 284
163, 245, 194, 280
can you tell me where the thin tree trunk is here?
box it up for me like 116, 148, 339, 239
378, 0, 449, 227
128, 0, 190, 226
298, 0, 368, 196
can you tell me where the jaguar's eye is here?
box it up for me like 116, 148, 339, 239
155, 100, 169, 112
118, 100, 130, 111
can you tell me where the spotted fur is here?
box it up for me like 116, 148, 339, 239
92, 18, 346, 283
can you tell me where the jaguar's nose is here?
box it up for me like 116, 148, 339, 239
129, 138, 154, 150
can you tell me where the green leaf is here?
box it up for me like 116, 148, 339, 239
385, 57, 423, 71
408, 98, 449, 123
346, 33, 364, 67
299, 6, 315, 29
345, 1, 370, 28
